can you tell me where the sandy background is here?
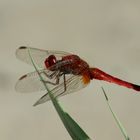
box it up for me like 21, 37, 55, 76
0, 0, 140, 139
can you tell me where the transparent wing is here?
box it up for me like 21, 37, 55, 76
15, 69, 59, 93
33, 74, 90, 106
16, 46, 71, 68
15, 68, 89, 95
16, 68, 90, 106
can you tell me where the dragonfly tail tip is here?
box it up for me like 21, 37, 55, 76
132, 84, 140, 91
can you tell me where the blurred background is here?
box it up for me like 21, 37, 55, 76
0, 0, 140, 139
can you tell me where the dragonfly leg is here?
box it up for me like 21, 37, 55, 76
55, 74, 67, 98
40, 71, 61, 86
63, 73, 66, 92
40, 71, 58, 79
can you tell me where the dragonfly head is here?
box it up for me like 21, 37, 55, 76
45, 55, 57, 70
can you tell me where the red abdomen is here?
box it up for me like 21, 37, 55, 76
90, 68, 140, 91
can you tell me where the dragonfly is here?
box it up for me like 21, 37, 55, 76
15, 46, 140, 106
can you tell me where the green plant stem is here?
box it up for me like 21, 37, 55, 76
101, 87, 130, 140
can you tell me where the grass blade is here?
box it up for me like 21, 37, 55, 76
101, 87, 130, 140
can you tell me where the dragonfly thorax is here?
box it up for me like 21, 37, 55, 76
60, 55, 90, 75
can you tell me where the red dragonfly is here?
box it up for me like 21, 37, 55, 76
15, 46, 140, 106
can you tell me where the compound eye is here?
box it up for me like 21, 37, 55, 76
45, 55, 57, 68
